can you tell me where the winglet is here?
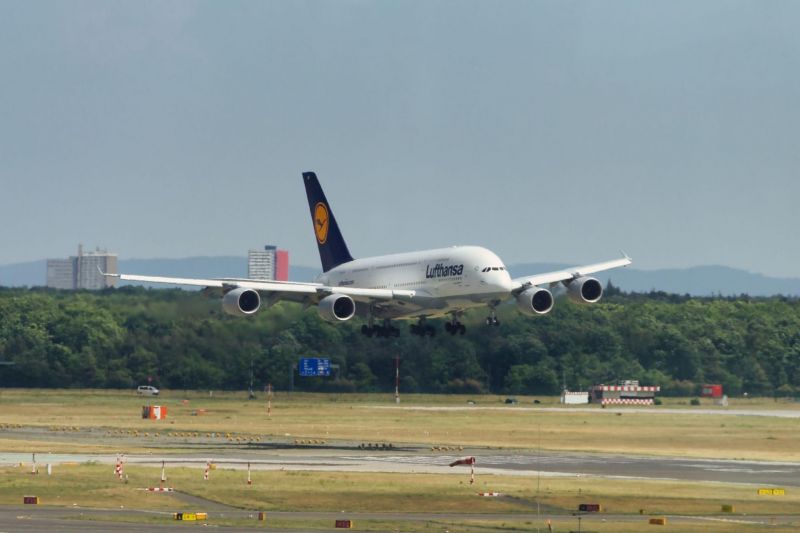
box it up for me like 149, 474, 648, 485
620, 250, 632, 263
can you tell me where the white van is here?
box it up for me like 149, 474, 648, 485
137, 385, 159, 396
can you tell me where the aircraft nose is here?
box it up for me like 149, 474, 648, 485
495, 272, 514, 292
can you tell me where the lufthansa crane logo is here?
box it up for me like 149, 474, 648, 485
314, 202, 329, 244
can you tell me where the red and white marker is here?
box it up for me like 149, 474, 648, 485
247, 461, 252, 486
204, 460, 211, 481
114, 454, 125, 480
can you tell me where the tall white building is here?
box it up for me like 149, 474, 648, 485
248, 245, 289, 281
248, 246, 276, 280
46, 259, 75, 290
46, 245, 118, 290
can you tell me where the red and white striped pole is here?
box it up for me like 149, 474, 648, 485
394, 355, 400, 404
267, 383, 272, 417
449, 456, 476, 484
115, 454, 124, 480
203, 460, 210, 481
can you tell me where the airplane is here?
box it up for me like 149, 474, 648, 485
105, 172, 631, 338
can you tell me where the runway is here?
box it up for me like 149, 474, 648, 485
373, 405, 800, 418
3, 447, 798, 487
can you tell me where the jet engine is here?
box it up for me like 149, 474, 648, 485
317, 294, 356, 322
565, 276, 603, 304
516, 286, 554, 315
222, 288, 261, 316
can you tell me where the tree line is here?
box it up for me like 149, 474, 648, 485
0, 285, 798, 396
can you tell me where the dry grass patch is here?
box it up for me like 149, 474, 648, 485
2, 463, 798, 518
1, 389, 799, 460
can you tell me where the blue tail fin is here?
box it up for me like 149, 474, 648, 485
303, 172, 354, 272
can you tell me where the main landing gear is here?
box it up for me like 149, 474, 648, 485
361, 320, 400, 338
485, 310, 500, 327
445, 314, 466, 336
410, 318, 436, 337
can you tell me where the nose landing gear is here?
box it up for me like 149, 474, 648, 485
410, 318, 436, 337
445, 313, 466, 335
485, 310, 500, 327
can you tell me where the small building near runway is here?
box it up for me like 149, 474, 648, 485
590, 380, 660, 406
560, 390, 590, 404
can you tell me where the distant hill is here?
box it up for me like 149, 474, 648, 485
0, 257, 322, 289
506, 263, 800, 297
1, 257, 798, 296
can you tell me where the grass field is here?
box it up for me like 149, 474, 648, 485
1, 463, 798, 531
1, 389, 799, 531
0, 389, 798, 460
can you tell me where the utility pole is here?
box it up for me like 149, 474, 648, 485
248, 359, 255, 399
394, 355, 400, 404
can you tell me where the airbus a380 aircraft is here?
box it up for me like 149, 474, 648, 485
106, 172, 631, 338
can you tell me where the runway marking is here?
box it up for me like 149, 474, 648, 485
368, 405, 800, 418
690, 516, 771, 525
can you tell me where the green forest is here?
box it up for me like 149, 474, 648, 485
0, 285, 798, 397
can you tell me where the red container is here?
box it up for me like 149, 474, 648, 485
701, 384, 723, 398
578, 503, 602, 512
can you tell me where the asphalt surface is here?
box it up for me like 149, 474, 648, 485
0, 505, 796, 532
2, 406, 799, 531
2, 447, 799, 531
379, 405, 800, 418
3, 448, 799, 487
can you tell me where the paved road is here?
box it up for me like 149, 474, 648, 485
0, 506, 800, 533
3, 448, 799, 487
352, 450, 800, 487
372, 405, 800, 418
0, 505, 796, 533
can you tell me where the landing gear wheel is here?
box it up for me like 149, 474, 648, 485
411, 320, 434, 337
459, 324, 466, 335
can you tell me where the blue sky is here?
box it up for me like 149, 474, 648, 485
1, 1, 798, 276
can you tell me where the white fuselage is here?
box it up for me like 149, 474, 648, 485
315, 246, 514, 320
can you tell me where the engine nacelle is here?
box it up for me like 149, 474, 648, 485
565, 276, 603, 304
516, 286, 554, 316
317, 294, 356, 322
222, 288, 261, 316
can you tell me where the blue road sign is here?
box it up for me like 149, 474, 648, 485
299, 358, 331, 377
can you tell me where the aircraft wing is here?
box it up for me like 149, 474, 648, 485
104, 273, 415, 303
511, 254, 632, 291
